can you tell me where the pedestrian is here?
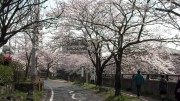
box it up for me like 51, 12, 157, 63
175, 76, 180, 101
134, 70, 144, 98
159, 75, 168, 101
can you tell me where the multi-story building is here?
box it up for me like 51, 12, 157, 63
62, 39, 87, 54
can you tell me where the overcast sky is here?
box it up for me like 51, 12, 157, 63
2, 0, 180, 51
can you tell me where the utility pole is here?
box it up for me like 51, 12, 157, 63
31, 0, 40, 81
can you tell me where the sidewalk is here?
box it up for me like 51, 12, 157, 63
122, 90, 159, 101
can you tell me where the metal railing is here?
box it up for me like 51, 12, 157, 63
102, 73, 180, 82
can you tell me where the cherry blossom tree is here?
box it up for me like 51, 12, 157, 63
155, 0, 180, 47
52, 0, 114, 86
0, 0, 53, 47
9, 33, 33, 79
61, 0, 180, 96
37, 49, 62, 78
156, 0, 180, 18
58, 54, 91, 74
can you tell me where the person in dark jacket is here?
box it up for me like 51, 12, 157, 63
134, 70, 144, 98
159, 75, 168, 101
175, 76, 180, 101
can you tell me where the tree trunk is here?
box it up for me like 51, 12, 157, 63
46, 68, 49, 78
96, 71, 103, 86
114, 61, 121, 96
25, 64, 29, 80
114, 52, 122, 96
25, 52, 31, 80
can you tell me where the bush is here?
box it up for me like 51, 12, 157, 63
3, 56, 12, 65
10, 61, 26, 82
14, 71, 26, 83
0, 54, 4, 64
0, 54, 12, 65
0, 65, 14, 85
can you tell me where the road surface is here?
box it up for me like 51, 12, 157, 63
44, 80, 105, 101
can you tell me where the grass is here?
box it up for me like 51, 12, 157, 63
0, 90, 45, 101
0, 90, 27, 101
34, 90, 46, 101
71, 82, 143, 101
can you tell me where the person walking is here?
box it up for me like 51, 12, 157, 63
134, 70, 144, 98
175, 76, 180, 101
159, 75, 168, 101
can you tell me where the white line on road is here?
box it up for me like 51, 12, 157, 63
71, 93, 86, 101
45, 83, 54, 101
49, 87, 54, 101
68, 90, 86, 101
69, 90, 74, 94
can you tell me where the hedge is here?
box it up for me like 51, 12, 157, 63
0, 65, 14, 85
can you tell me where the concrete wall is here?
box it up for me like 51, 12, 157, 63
68, 74, 177, 101
102, 78, 177, 101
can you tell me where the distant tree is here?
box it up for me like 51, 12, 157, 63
37, 49, 61, 78
58, 54, 91, 73
10, 33, 32, 79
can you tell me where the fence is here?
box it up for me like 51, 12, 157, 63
67, 73, 179, 101
104, 74, 179, 101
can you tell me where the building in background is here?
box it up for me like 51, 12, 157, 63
62, 39, 87, 54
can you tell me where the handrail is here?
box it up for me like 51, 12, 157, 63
102, 73, 180, 82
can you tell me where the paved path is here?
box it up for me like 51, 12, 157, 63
44, 80, 105, 101
44, 80, 159, 101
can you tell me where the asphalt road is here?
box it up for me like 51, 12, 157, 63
44, 80, 105, 101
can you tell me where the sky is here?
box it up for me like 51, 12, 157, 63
1, 0, 180, 52
42, 0, 180, 50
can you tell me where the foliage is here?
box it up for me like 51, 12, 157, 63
0, 90, 27, 100
0, 65, 14, 85
72, 82, 100, 91
14, 71, 26, 83
0, 54, 12, 65
10, 60, 24, 71
0, 54, 4, 64
9, 60, 26, 82
0, 90, 45, 101
34, 90, 46, 101
3, 56, 12, 65
105, 90, 143, 101
57, 54, 91, 74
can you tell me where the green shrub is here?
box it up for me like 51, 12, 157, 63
0, 65, 14, 85
0, 54, 12, 65
0, 54, 4, 65
10, 61, 26, 82
14, 71, 26, 82
10, 61, 24, 71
